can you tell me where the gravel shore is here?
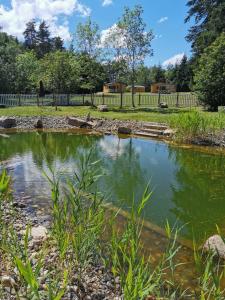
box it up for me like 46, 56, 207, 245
0, 195, 122, 300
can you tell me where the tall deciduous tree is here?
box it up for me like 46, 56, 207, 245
118, 5, 154, 107
15, 51, 40, 93
75, 18, 100, 58
194, 33, 225, 110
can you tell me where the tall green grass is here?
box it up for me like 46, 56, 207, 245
170, 111, 225, 142
1, 159, 225, 299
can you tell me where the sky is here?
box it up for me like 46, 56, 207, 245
0, 0, 194, 67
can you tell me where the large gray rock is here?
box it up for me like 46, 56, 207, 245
118, 127, 132, 135
68, 117, 93, 129
0, 117, 16, 128
98, 105, 108, 112
203, 235, 225, 259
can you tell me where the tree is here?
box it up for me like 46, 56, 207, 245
76, 53, 106, 95
0, 32, 23, 93
194, 33, 225, 110
118, 5, 154, 106
40, 51, 79, 93
149, 65, 166, 83
185, 0, 225, 56
75, 18, 100, 58
15, 51, 40, 93
36, 21, 52, 58
52, 36, 64, 51
23, 20, 37, 50
165, 56, 193, 92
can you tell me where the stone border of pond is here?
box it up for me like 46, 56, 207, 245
0, 116, 225, 148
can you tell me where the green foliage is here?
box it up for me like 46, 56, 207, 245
170, 111, 225, 141
39, 51, 80, 93
194, 33, 225, 110
166, 55, 193, 92
75, 17, 101, 58
15, 51, 40, 93
185, 0, 225, 56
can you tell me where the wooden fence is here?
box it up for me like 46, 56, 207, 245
0, 93, 199, 108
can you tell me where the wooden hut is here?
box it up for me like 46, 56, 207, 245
151, 83, 176, 94
127, 85, 146, 93
103, 82, 126, 93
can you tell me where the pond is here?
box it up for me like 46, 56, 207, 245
0, 130, 225, 246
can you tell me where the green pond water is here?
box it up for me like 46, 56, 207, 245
0, 131, 225, 244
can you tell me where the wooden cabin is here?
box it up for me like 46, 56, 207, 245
103, 82, 126, 93
151, 83, 176, 94
127, 85, 146, 93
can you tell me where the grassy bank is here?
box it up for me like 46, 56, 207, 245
0, 106, 225, 143
1, 153, 225, 299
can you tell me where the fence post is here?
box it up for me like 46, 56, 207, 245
120, 92, 123, 109
158, 91, 161, 107
176, 92, 179, 107
82, 94, 85, 105
18, 94, 21, 106
67, 94, 70, 106
102, 93, 105, 105
138, 93, 141, 106
37, 94, 39, 107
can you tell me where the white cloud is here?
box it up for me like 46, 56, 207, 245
158, 16, 168, 24
0, 0, 91, 41
162, 53, 185, 67
102, 0, 113, 7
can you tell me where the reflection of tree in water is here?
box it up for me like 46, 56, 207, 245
0, 132, 102, 171
168, 146, 225, 242
97, 137, 147, 209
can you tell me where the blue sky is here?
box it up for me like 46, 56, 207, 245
0, 0, 193, 66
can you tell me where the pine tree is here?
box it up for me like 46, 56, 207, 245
23, 20, 37, 50
36, 21, 52, 58
52, 36, 64, 51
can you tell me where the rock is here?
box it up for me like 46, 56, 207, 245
118, 127, 132, 135
1, 275, 17, 289
30, 225, 48, 241
35, 119, 43, 129
163, 129, 174, 136
0, 117, 16, 128
68, 117, 93, 129
159, 102, 168, 109
203, 235, 225, 259
97, 105, 108, 112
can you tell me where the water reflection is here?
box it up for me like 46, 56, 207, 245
0, 131, 225, 244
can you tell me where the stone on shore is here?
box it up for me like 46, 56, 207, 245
0, 276, 17, 289
0, 117, 16, 128
35, 119, 43, 129
68, 117, 93, 128
203, 235, 225, 259
97, 105, 108, 112
118, 127, 132, 135
31, 225, 48, 241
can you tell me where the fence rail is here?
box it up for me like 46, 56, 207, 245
0, 93, 199, 108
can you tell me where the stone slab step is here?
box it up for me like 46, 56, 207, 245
142, 122, 168, 131
141, 128, 164, 135
133, 131, 159, 138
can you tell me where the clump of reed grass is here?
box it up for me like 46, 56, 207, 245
170, 111, 225, 142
